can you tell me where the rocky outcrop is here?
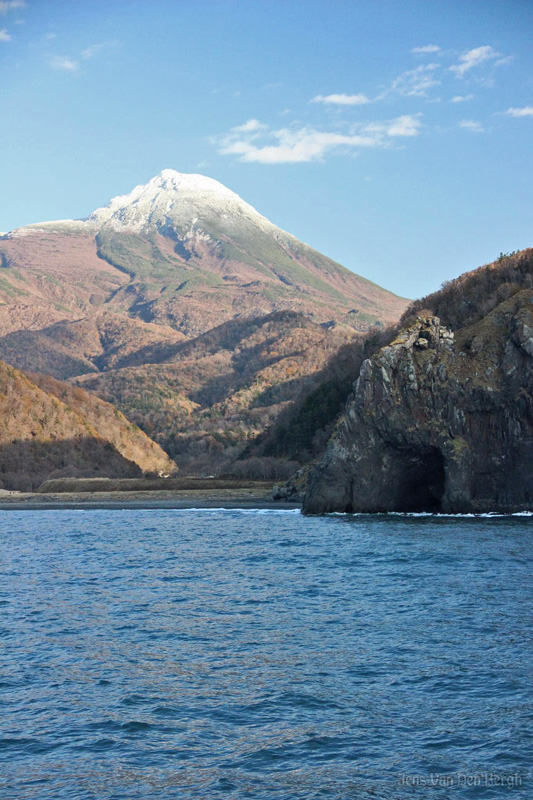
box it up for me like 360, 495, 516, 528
272, 467, 308, 503
303, 290, 533, 514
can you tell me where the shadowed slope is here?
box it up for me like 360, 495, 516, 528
0, 362, 174, 489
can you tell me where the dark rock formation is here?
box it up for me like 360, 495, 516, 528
303, 290, 533, 514
272, 468, 307, 503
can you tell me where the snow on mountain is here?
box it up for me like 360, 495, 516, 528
86, 169, 276, 237
5, 170, 278, 241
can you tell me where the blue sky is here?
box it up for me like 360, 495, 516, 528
1, 0, 532, 298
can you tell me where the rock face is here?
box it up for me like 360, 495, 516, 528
304, 290, 533, 514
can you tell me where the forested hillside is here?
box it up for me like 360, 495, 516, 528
0, 362, 174, 490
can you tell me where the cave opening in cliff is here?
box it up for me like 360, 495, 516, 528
395, 446, 446, 512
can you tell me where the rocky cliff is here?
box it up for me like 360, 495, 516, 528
303, 287, 533, 514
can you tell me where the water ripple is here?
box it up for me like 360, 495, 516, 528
0, 509, 531, 798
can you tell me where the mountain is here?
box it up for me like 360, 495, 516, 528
0, 362, 175, 490
0, 170, 406, 345
302, 249, 533, 514
0, 170, 408, 472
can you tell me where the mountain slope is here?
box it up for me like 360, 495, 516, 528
0, 362, 175, 490
74, 310, 356, 474
90, 171, 406, 335
0, 170, 407, 342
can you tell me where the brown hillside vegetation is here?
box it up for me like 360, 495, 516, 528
0, 225, 404, 379
399, 248, 533, 330
0, 362, 174, 490
0, 307, 187, 380
75, 311, 356, 475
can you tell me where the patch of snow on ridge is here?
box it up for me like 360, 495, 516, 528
156, 169, 236, 198
6, 220, 87, 237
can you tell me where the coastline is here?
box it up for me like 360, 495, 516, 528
0, 487, 301, 512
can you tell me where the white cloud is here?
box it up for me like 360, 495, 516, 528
451, 94, 474, 103
505, 106, 533, 117
217, 115, 421, 164
311, 93, 370, 106
0, 27, 10, 40
231, 119, 267, 133
50, 41, 115, 72
411, 44, 441, 54
390, 64, 440, 97
460, 119, 484, 133
219, 128, 375, 163
51, 55, 79, 71
0, 0, 25, 13
450, 45, 501, 77
387, 114, 421, 136
495, 56, 514, 67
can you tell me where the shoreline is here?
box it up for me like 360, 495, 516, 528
0, 487, 301, 512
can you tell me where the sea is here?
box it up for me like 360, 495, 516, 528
1, 509, 532, 799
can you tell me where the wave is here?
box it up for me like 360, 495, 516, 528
328, 510, 533, 518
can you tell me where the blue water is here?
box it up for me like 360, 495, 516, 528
1, 509, 532, 799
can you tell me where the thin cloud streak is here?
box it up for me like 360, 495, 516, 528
411, 44, 441, 54
311, 93, 370, 106
0, 27, 10, 40
388, 115, 421, 136
232, 119, 267, 133
0, 0, 24, 13
460, 119, 484, 133
450, 46, 501, 77
505, 106, 533, 117
50, 41, 116, 73
390, 64, 440, 97
81, 40, 117, 60
50, 55, 79, 71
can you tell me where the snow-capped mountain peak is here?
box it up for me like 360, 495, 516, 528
151, 169, 237, 197
86, 169, 272, 234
